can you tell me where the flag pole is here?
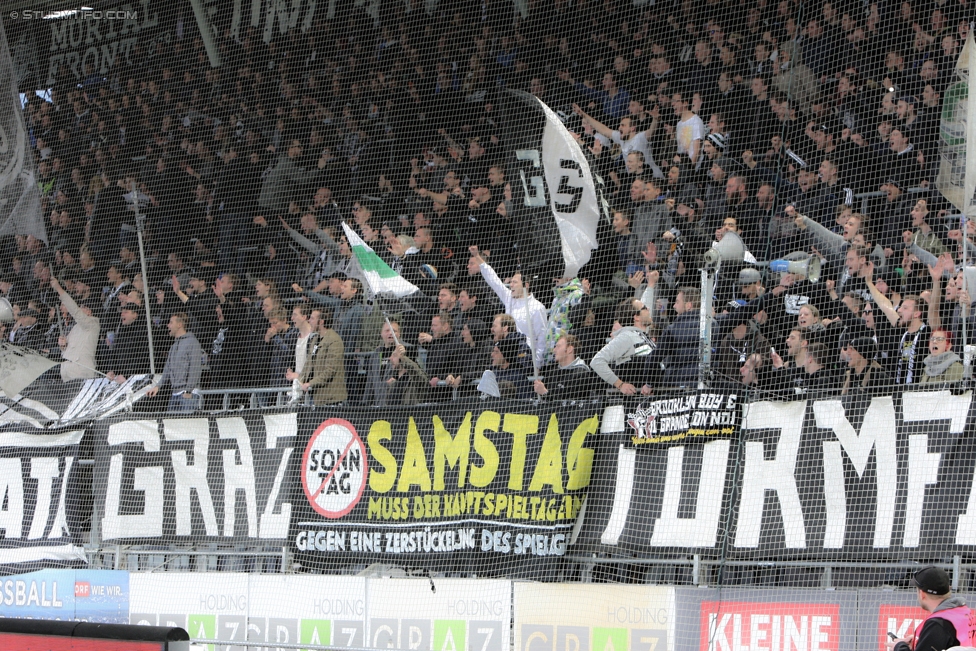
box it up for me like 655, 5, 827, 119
963, 29, 976, 379
130, 177, 157, 375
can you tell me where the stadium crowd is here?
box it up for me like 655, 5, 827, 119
3, 0, 976, 410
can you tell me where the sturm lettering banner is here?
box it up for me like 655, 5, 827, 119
291, 400, 598, 573
0, 429, 87, 570
579, 391, 976, 558
92, 412, 300, 544
11, 0, 321, 88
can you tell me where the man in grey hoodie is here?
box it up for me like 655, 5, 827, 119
147, 312, 202, 412
590, 299, 656, 395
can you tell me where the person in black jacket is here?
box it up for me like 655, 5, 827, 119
105, 304, 151, 383
533, 334, 598, 401
449, 319, 492, 396
420, 311, 466, 402
9, 308, 45, 350
797, 342, 842, 394
889, 566, 973, 651
645, 287, 702, 390
841, 337, 892, 396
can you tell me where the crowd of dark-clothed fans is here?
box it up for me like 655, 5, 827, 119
4, 0, 976, 411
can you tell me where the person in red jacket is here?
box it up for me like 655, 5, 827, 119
889, 566, 975, 651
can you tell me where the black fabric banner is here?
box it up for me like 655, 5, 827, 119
0, 428, 87, 571
91, 411, 301, 544
577, 391, 976, 559
291, 399, 600, 574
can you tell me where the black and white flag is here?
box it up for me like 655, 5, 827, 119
0, 429, 86, 570
578, 391, 976, 559
93, 412, 301, 544
504, 90, 603, 279
0, 20, 46, 242
538, 98, 601, 278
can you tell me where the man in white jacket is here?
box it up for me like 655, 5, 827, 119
51, 276, 100, 381
469, 246, 548, 371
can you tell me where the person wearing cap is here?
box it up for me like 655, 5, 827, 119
590, 298, 656, 395
713, 308, 771, 385
888, 566, 974, 651
699, 132, 729, 178
841, 336, 891, 395
104, 303, 151, 384
50, 276, 100, 381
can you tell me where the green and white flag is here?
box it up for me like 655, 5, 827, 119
341, 222, 419, 298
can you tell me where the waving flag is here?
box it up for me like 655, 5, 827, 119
0, 20, 45, 242
503, 90, 604, 279
341, 222, 420, 299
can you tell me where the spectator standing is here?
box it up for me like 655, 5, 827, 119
363, 320, 428, 407
645, 287, 703, 389
146, 313, 202, 412
471, 246, 547, 370
920, 329, 964, 384
51, 276, 100, 381
591, 298, 656, 395
104, 304, 151, 382
299, 309, 347, 406
534, 334, 597, 401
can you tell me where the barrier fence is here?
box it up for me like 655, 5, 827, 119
2, 391, 976, 584
0, 388, 947, 651
0, 569, 961, 651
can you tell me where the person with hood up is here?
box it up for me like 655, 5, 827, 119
919, 328, 964, 384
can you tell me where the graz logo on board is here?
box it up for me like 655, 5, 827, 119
302, 419, 368, 518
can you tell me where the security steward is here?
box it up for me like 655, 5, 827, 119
889, 566, 975, 651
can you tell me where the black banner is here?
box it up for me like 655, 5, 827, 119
291, 399, 599, 572
92, 411, 301, 544
578, 391, 976, 559
10, 0, 320, 89
0, 428, 87, 571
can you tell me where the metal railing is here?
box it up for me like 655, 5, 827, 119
567, 555, 970, 590
852, 186, 929, 215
